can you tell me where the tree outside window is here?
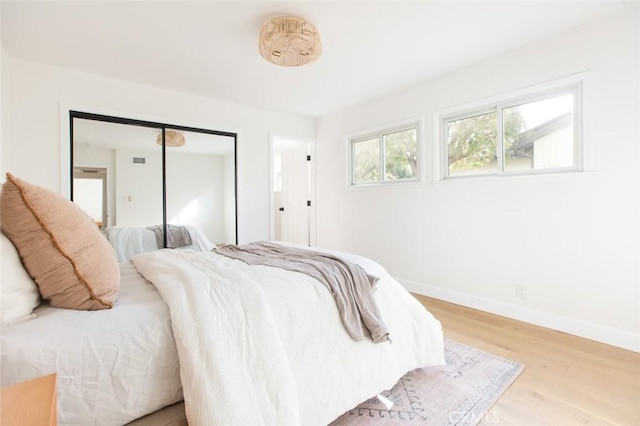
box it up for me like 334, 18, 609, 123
445, 90, 576, 177
351, 124, 419, 185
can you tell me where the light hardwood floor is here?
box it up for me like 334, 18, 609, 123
413, 295, 640, 426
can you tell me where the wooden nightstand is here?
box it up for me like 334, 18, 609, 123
1, 373, 57, 425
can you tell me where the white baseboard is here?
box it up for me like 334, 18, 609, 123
399, 278, 640, 353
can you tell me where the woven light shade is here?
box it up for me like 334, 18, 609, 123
156, 130, 185, 147
259, 16, 322, 67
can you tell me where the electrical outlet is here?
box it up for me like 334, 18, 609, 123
516, 284, 528, 300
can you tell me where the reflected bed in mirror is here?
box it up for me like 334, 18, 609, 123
104, 225, 216, 262
71, 112, 237, 249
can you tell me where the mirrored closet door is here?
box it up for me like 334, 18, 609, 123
70, 111, 237, 247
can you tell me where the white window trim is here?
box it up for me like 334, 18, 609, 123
433, 72, 592, 183
347, 116, 423, 188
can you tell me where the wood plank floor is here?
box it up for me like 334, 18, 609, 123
414, 295, 640, 426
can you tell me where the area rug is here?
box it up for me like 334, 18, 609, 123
330, 338, 524, 425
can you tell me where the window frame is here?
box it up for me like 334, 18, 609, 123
437, 78, 584, 181
348, 120, 422, 187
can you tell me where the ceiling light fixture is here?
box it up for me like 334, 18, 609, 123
156, 130, 186, 148
259, 15, 322, 67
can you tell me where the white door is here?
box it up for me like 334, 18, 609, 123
273, 142, 310, 246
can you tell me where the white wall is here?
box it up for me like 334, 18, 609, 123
3, 57, 315, 243
1, 41, 7, 176
316, 8, 640, 351
115, 148, 164, 228
223, 152, 236, 243
0, 6, 3, 175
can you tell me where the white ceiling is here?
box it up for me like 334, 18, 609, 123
1, 1, 627, 118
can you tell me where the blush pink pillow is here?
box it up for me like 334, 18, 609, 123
0, 173, 120, 310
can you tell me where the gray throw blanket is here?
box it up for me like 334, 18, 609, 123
215, 241, 390, 343
146, 225, 192, 249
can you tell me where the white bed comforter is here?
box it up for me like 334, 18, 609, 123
0, 263, 182, 425
132, 246, 445, 426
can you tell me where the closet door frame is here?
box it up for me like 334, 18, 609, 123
69, 110, 238, 246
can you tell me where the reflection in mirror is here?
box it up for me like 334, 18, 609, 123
165, 129, 236, 245
71, 115, 237, 260
73, 119, 163, 229
73, 167, 107, 230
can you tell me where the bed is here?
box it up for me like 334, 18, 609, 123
103, 225, 216, 262
0, 173, 445, 425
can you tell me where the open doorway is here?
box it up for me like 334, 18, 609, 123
271, 137, 314, 246
73, 167, 108, 230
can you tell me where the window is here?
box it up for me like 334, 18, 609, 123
350, 122, 420, 185
442, 83, 582, 179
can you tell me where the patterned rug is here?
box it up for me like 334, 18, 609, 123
330, 339, 524, 425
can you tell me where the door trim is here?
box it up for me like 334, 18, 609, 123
269, 134, 316, 246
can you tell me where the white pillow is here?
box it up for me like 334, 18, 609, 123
1, 231, 40, 325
